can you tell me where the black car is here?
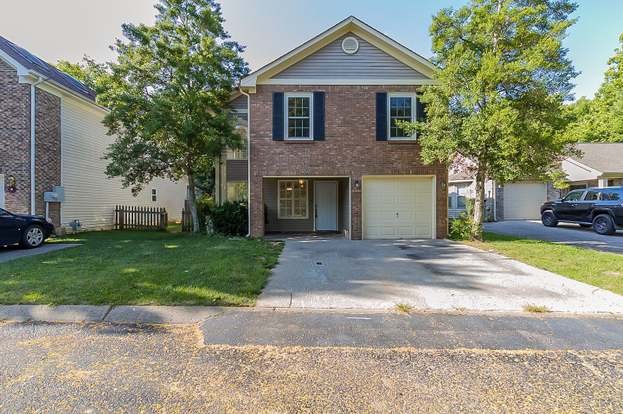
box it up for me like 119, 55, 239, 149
541, 186, 623, 235
0, 208, 55, 248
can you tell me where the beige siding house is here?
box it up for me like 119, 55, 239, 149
0, 35, 187, 231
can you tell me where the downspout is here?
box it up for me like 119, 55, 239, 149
239, 87, 251, 238
30, 76, 47, 215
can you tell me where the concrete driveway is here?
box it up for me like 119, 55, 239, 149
0, 243, 80, 263
485, 220, 623, 254
257, 237, 623, 313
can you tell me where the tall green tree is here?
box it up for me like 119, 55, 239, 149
56, 58, 110, 94
564, 34, 623, 143
405, 0, 578, 239
101, 0, 248, 232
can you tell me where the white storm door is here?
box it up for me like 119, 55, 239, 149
315, 181, 338, 231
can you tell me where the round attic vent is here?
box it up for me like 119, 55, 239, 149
341, 36, 359, 55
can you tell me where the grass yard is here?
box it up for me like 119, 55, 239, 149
466, 232, 623, 296
0, 229, 283, 306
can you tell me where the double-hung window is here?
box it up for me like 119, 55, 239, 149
278, 180, 308, 219
285, 93, 313, 140
388, 93, 416, 140
448, 183, 470, 210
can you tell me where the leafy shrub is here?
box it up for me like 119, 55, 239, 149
209, 201, 248, 236
196, 195, 215, 229
449, 197, 483, 240
449, 213, 474, 240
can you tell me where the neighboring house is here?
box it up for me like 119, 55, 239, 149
214, 92, 249, 204
217, 16, 447, 240
562, 143, 623, 190
448, 143, 623, 221
0, 35, 187, 231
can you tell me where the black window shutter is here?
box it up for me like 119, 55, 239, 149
376, 92, 388, 141
313, 91, 325, 141
272, 92, 284, 140
416, 95, 426, 122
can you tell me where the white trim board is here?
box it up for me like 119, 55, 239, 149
262, 78, 436, 86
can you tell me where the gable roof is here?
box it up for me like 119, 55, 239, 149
0, 34, 96, 102
570, 143, 623, 174
240, 16, 435, 89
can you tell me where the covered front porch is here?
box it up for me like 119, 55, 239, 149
262, 177, 351, 238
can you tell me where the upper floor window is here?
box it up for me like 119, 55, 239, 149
286, 93, 313, 140
389, 93, 416, 140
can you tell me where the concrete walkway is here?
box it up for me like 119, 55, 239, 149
257, 238, 623, 313
0, 243, 81, 263
485, 220, 623, 254
0, 305, 225, 324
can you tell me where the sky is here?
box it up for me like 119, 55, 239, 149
0, 0, 621, 99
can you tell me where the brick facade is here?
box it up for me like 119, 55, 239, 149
249, 84, 448, 239
0, 59, 61, 226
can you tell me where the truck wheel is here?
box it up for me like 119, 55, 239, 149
593, 214, 615, 235
541, 211, 558, 227
20, 224, 45, 248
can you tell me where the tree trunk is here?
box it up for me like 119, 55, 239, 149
187, 173, 200, 233
471, 170, 486, 241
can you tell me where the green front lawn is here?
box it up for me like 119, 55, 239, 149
0, 229, 283, 306
466, 233, 623, 295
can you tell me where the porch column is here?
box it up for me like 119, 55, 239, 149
598, 178, 608, 188
249, 176, 264, 237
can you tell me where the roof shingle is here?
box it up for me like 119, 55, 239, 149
0, 34, 96, 102
572, 143, 623, 173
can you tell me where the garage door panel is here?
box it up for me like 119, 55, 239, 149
363, 177, 434, 240
503, 183, 547, 220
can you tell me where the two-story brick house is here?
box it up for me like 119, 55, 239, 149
219, 17, 448, 240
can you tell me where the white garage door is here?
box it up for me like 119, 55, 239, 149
363, 176, 434, 239
503, 183, 547, 220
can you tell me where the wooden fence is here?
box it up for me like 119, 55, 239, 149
181, 208, 193, 232
114, 205, 168, 231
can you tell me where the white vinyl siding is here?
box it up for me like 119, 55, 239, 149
274, 34, 429, 80
363, 176, 434, 239
60, 96, 187, 230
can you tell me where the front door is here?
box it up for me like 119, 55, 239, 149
315, 181, 338, 231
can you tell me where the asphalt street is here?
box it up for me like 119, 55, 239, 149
1, 313, 623, 413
